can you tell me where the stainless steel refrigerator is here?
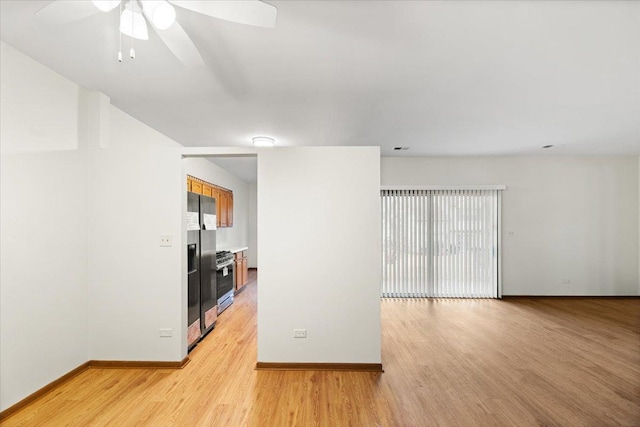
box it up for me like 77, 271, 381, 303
186, 192, 217, 351
199, 194, 217, 336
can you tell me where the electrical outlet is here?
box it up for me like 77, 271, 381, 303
159, 234, 172, 247
508, 231, 515, 237
293, 329, 307, 338
562, 279, 571, 285
159, 328, 173, 337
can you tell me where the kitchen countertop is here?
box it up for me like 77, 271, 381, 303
218, 246, 248, 254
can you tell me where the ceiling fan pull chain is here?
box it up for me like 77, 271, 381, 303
118, 0, 123, 62
130, 0, 135, 59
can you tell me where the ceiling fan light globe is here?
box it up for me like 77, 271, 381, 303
119, 2, 149, 40
92, 0, 121, 12
141, 0, 176, 30
154, 4, 176, 29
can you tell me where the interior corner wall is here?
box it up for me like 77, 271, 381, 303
0, 41, 89, 411
0, 40, 187, 412
381, 156, 639, 296
183, 158, 251, 251
257, 147, 381, 363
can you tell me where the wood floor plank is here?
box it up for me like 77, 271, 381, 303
2, 273, 639, 426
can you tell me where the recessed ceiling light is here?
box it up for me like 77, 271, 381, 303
393, 147, 409, 151
252, 136, 275, 147
542, 145, 554, 149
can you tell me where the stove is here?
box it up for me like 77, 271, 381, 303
215, 251, 235, 314
216, 250, 234, 267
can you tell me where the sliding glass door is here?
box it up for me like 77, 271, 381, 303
381, 189, 500, 298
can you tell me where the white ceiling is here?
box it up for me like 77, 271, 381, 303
208, 156, 257, 183
1, 1, 639, 175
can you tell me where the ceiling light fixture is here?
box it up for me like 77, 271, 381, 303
120, 1, 149, 40
141, 0, 176, 30
43, 0, 277, 64
252, 136, 275, 147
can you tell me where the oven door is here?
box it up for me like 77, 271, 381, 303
216, 260, 235, 312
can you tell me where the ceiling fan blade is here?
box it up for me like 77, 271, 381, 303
34, 0, 101, 25
169, 1, 277, 28
152, 21, 206, 68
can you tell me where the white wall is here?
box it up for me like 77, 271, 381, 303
87, 107, 183, 362
248, 182, 258, 268
0, 42, 89, 411
257, 147, 381, 363
382, 156, 639, 296
183, 158, 250, 251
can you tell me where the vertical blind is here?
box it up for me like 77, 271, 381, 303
381, 189, 500, 298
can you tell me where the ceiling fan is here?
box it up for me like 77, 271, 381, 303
35, 0, 277, 66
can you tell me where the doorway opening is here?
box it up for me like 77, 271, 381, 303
182, 153, 258, 355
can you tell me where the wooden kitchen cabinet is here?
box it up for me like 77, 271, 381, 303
220, 191, 229, 227
191, 181, 202, 194
235, 252, 242, 290
242, 251, 248, 285
235, 250, 248, 291
186, 176, 234, 228
210, 187, 220, 226
202, 184, 212, 197
227, 192, 233, 227
211, 187, 233, 229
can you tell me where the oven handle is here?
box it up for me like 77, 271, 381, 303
216, 260, 235, 270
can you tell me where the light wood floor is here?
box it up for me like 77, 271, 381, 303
3, 273, 639, 426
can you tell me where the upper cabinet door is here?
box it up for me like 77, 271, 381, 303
210, 188, 220, 227
220, 191, 229, 227
227, 191, 233, 227
191, 181, 203, 194
202, 184, 213, 198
